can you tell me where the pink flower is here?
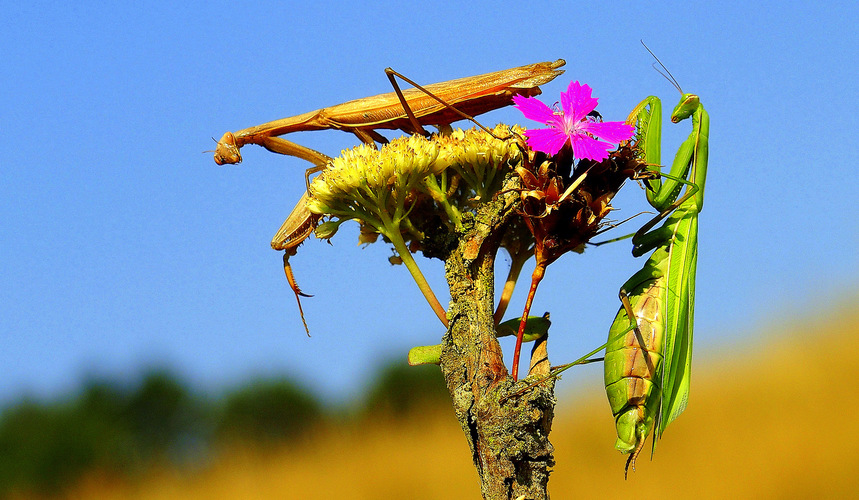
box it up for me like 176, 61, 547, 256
513, 81, 634, 161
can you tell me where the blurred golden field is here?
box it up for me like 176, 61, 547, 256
35, 300, 859, 499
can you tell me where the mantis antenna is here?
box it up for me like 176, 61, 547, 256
640, 40, 684, 94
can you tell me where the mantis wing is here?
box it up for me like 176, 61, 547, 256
656, 213, 697, 438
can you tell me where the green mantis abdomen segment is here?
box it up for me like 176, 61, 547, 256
604, 275, 666, 453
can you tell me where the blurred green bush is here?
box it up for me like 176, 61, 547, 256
0, 358, 445, 496
214, 378, 322, 447
359, 362, 448, 418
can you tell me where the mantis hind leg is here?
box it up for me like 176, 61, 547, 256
384, 68, 499, 138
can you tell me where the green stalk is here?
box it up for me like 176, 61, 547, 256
377, 207, 448, 328
493, 247, 531, 324
422, 174, 463, 230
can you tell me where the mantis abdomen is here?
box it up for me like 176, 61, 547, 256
604, 273, 666, 454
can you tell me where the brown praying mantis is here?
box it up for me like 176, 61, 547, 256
214, 60, 565, 168
214, 60, 566, 333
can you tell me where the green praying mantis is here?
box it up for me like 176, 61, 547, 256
605, 74, 708, 474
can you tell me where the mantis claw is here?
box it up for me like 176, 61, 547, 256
283, 252, 311, 336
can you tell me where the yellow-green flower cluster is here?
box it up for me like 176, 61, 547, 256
295, 126, 528, 328
307, 134, 441, 219
305, 125, 526, 248
437, 124, 523, 170
434, 124, 525, 201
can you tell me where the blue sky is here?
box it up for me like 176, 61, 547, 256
2, 1, 857, 405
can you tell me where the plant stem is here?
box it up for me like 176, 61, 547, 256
440, 187, 555, 498
493, 246, 531, 324
511, 261, 546, 381
379, 211, 448, 328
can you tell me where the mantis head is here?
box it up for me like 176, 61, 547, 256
214, 131, 242, 165
670, 94, 699, 123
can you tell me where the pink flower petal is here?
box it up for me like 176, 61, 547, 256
515, 80, 635, 161
571, 135, 613, 162
562, 81, 598, 123
524, 128, 569, 156
513, 95, 555, 124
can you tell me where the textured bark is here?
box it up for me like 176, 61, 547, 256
439, 187, 556, 500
